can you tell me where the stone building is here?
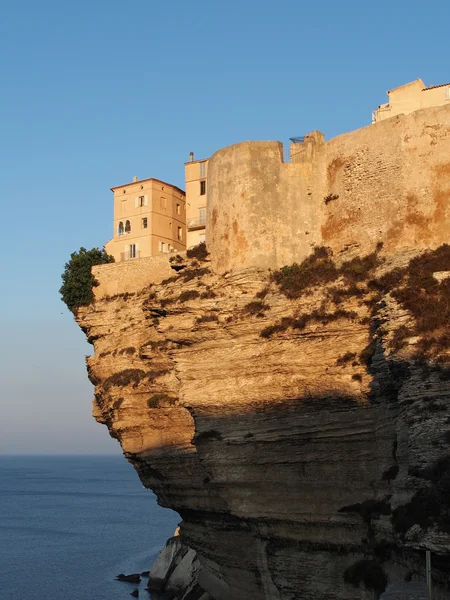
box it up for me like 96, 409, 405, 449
372, 77, 450, 122
104, 176, 186, 262
185, 152, 209, 248
93, 102, 450, 299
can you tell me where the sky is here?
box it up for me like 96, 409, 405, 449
1, 0, 449, 453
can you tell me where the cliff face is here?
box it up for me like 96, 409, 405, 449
77, 245, 450, 600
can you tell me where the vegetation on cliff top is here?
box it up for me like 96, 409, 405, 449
60, 247, 114, 313
186, 241, 209, 261
267, 243, 450, 365
270, 244, 382, 299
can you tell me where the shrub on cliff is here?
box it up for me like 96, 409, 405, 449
369, 243, 450, 363
59, 247, 114, 313
271, 246, 338, 298
186, 242, 208, 261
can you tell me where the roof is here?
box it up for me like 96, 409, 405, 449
423, 82, 450, 90
110, 177, 185, 196
184, 157, 209, 166
387, 78, 425, 94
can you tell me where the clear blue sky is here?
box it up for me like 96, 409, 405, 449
1, 0, 448, 453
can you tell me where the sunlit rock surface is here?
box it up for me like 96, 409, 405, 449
76, 247, 450, 600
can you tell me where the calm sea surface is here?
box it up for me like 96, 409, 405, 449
0, 455, 179, 600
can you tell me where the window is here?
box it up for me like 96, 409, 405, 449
129, 244, 137, 258
160, 197, 167, 209
159, 241, 167, 253
178, 226, 183, 241
135, 195, 147, 208
118, 221, 124, 236
176, 203, 181, 215
125, 220, 131, 233
198, 208, 206, 225
200, 180, 206, 195
199, 161, 206, 177
199, 233, 206, 243
142, 218, 147, 229
446, 88, 450, 101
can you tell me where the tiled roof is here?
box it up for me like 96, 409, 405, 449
423, 82, 450, 90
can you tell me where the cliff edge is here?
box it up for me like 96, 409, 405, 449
76, 241, 450, 600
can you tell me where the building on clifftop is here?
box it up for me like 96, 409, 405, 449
372, 77, 450, 123
104, 176, 186, 262
185, 152, 209, 249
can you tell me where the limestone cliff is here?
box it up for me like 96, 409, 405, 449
76, 242, 450, 600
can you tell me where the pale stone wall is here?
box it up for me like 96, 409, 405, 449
207, 105, 450, 273
92, 254, 176, 299
316, 104, 450, 256
206, 141, 322, 274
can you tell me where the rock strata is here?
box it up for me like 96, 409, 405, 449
77, 245, 450, 600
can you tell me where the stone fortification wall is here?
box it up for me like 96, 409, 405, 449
317, 104, 450, 256
92, 254, 175, 299
207, 105, 450, 273
206, 141, 322, 274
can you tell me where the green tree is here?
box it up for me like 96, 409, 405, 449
60, 247, 114, 313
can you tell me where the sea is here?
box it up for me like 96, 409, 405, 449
0, 455, 180, 600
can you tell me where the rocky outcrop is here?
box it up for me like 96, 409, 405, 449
76, 244, 450, 600
148, 535, 211, 600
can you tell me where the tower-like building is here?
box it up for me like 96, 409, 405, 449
105, 176, 186, 262
185, 153, 209, 249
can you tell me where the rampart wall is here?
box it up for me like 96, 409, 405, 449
207, 104, 450, 273
206, 141, 322, 273
92, 254, 174, 299
316, 104, 450, 256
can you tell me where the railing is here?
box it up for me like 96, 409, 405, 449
120, 250, 141, 261
372, 104, 391, 123
187, 217, 206, 230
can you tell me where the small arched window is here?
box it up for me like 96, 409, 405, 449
125, 220, 131, 233
118, 221, 124, 236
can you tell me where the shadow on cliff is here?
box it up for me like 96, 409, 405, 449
120, 351, 450, 599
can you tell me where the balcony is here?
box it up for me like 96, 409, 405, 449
187, 217, 206, 231
120, 250, 141, 261
372, 104, 391, 123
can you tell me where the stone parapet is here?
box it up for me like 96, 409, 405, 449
92, 254, 176, 299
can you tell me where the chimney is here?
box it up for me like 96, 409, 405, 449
133, 176, 138, 182
189, 152, 194, 162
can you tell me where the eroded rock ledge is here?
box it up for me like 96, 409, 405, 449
77, 245, 450, 600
